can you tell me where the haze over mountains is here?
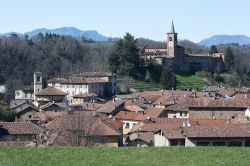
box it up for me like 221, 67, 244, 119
199, 35, 250, 46
1, 27, 109, 41
1, 27, 250, 46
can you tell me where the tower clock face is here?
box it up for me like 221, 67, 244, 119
169, 37, 172, 41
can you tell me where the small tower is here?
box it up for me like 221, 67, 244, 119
34, 72, 42, 94
167, 20, 178, 57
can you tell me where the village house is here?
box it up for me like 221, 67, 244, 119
184, 124, 250, 147
45, 111, 123, 147
10, 99, 38, 122
47, 72, 117, 105
96, 99, 124, 116
0, 122, 44, 147
15, 85, 34, 100
34, 86, 67, 107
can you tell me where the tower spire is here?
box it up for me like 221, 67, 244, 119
170, 20, 175, 33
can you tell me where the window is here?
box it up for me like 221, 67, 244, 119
245, 140, 250, 147
229, 141, 242, 147
180, 113, 183, 117
213, 142, 225, 146
196, 142, 210, 146
36, 76, 41, 82
170, 140, 178, 146
29, 115, 32, 118
125, 123, 130, 128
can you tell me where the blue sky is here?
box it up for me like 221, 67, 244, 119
0, 0, 249, 42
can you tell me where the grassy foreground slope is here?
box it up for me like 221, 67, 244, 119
0, 147, 249, 166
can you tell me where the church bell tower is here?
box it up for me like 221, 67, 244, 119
167, 20, 178, 57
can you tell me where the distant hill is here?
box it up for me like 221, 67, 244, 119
199, 35, 250, 46
2, 27, 109, 41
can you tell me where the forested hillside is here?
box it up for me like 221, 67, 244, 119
0, 34, 113, 99
1, 34, 250, 100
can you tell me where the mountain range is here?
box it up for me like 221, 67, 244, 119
1, 27, 250, 45
0, 27, 109, 41
199, 35, 250, 46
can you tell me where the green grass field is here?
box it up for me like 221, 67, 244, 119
175, 74, 208, 90
118, 74, 208, 92
0, 147, 249, 166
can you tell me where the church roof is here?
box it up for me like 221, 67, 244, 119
169, 20, 175, 33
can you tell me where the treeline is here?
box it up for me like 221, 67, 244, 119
0, 33, 113, 100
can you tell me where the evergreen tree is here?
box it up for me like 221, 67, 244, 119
224, 47, 235, 72
108, 40, 123, 73
108, 33, 140, 75
209, 45, 218, 55
160, 68, 176, 90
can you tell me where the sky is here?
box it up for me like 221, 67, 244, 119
0, 0, 249, 42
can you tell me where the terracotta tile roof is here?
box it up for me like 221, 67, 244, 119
13, 103, 39, 114
34, 111, 67, 121
75, 72, 113, 77
216, 89, 238, 98
144, 45, 167, 49
125, 105, 144, 112
137, 108, 164, 120
157, 128, 185, 139
238, 87, 250, 94
184, 124, 250, 138
191, 98, 249, 108
131, 118, 189, 133
190, 119, 227, 126
79, 102, 103, 111
129, 132, 154, 143
35, 87, 66, 96
73, 92, 97, 98
0, 122, 44, 135
10, 99, 31, 110
40, 102, 66, 110
47, 77, 108, 84
96, 100, 124, 114
102, 118, 124, 129
115, 111, 142, 121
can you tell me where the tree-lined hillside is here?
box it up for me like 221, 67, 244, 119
0, 34, 113, 99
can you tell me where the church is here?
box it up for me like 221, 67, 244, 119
141, 21, 224, 73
